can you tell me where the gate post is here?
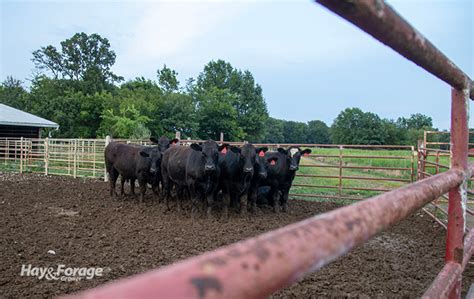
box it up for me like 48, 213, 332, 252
44, 137, 49, 175
19, 137, 23, 173
73, 139, 77, 178
338, 145, 343, 196
104, 136, 111, 182
446, 86, 469, 298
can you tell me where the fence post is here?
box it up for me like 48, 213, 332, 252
220, 132, 224, 143
175, 131, 181, 140
68, 140, 71, 176
93, 141, 96, 178
338, 145, 343, 196
446, 87, 469, 298
104, 136, 111, 182
44, 137, 49, 175
432, 150, 441, 218
410, 146, 415, 183
20, 137, 23, 173
73, 139, 77, 178
4, 139, 7, 166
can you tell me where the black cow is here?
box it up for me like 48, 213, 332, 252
247, 146, 270, 213
261, 147, 311, 212
105, 142, 162, 202
151, 136, 179, 153
219, 144, 270, 215
150, 136, 179, 196
161, 140, 225, 216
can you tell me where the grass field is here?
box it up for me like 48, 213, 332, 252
290, 147, 415, 202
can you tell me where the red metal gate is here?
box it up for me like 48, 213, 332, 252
66, 1, 473, 298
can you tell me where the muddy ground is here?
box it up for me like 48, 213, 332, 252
0, 173, 472, 298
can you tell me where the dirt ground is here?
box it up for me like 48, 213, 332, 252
0, 173, 472, 298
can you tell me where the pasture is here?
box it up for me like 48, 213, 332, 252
1, 173, 473, 298
293, 147, 414, 201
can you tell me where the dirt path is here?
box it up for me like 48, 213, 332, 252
0, 173, 472, 298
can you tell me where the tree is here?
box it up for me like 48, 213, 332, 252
0, 76, 28, 109
193, 60, 268, 141
157, 65, 179, 93
331, 108, 387, 145
196, 88, 243, 141
25, 76, 108, 137
382, 119, 406, 145
262, 118, 285, 143
397, 113, 433, 130
32, 32, 123, 93
98, 104, 150, 138
158, 92, 197, 138
396, 113, 434, 145
282, 121, 308, 144
307, 120, 330, 144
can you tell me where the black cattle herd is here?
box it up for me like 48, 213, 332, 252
105, 136, 311, 216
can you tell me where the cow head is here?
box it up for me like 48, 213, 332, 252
151, 136, 180, 153
229, 144, 257, 175
191, 140, 225, 173
277, 147, 311, 171
255, 147, 269, 179
139, 147, 162, 175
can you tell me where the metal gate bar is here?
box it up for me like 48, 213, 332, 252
66, 167, 468, 299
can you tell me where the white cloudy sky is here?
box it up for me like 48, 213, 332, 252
1, 0, 473, 129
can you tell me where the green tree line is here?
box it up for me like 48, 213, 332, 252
0, 32, 443, 145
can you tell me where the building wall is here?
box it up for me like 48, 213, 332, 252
0, 125, 41, 138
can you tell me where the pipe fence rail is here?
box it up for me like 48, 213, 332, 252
62, 0, 473, 297
418, 132, 474, 231
2, 0, 474, 297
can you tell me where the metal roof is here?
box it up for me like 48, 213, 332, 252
0, 104, 59, 128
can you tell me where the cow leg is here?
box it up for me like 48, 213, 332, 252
281, 190, 289, 212
166, 183, 172, 211
247, 189, 257, 213
222, 183, 231, 218
109, 168, 119, 198
189, 183, 200, 218
138, 179, 146, 202
239, 193, 248, 215
130, 178, 136, 196
272, 188, 279, 213
119, 177, 126, 198
206, 193, 213, 218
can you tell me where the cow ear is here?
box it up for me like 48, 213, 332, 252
150, 137, 158, 144
218, 143, 229, 152
140, 151, 150, 158
302, 149, 312, 156
190, 143, 202, 151
277, 148, 288, 155
170, 138, 179, 145
256, 147, 268, 154
268, 157, 278, 165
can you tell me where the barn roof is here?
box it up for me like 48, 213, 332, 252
0, 104, 59, 128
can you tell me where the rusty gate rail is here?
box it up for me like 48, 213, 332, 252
315, 0, 473, 98
62, 1, 473, 297
66, 168, 468, 299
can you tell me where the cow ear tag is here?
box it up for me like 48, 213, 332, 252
259, 150, 265, 157
270, 159, 276, 165
221, 147, 227, 154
